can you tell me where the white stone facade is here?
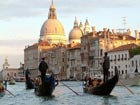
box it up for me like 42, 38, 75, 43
108, 50, 130, 77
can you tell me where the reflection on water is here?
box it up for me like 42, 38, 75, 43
0, 82, 140, 105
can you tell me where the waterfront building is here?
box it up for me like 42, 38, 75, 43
130, 54, 140, 73
67, 43, 81, 80
108, 43, 140, 85
1, 58, 24, 80
24, 1, 67, 78
108, 43, 140, 76
40, 45, 67, 80
82, 28, 140, 78
67, 17, 83, 80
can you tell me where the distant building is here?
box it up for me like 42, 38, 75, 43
1, 58, 24, 80
130, 55, 140, 73
67, 43, 81, 80
108, 43, 140, 77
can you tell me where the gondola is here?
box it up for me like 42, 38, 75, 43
25, 69, 34, 89
34, 74, 59, 96
25, 78, 34, 89
0, 84, 5, 97
9, 79, 16, 85
83, 68, 119, 95
0, 91, 5, 97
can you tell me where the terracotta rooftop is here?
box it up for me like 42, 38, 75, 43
85, 31, 138, 40
108, 43, 140, 52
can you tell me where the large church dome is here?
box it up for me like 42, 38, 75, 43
39, 1, 66, 45
69, 17, 83, 44
40, 19, 65, 36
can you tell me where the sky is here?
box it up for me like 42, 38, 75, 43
0, 0, 140, 70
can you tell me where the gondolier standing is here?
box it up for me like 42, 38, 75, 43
103, 52, 110, 83
25, 69, 31, 81
39, 58, 48, 83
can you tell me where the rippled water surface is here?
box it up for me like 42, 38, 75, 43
0, 82, 140, 105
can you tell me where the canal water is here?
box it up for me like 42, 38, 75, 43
0, 81, 140, 105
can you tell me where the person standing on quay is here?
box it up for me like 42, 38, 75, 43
39, 58, 48, 83
103, 52, 110, 83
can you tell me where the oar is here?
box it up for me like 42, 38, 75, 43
61, 82, 80, 95
119, 80, 134, 94
5, 89, 16, 97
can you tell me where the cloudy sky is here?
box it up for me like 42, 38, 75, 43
0, 0, 140, 70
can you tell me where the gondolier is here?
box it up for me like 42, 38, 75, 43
25, 69, 30, 80
39, 58, 48, 83
103, 52, 110, 83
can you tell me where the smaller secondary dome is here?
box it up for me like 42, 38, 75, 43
69, 27, 83, 40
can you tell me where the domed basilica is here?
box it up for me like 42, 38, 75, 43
39, 1, 66, 45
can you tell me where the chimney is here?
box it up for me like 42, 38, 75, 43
122, 36, 126, 40
127, 29, 131, 36
92, 26, 96, 37
103, 28, 107, 39
134, 30, 139, 40
112, 29, 115, 34
103, 28, 107, 32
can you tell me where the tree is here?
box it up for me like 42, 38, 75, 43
129, 47, 140, 57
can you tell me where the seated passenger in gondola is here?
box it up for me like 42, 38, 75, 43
50, 74, 56, 86
83, 75, 89, 86
84, 76, 93, 87
92, 78, 103, 87
45, 73, 58, 86
0, 80, 4, 92
88, 77, 93, 87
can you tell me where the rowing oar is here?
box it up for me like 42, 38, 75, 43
6, 89, 16, 97
61, 82, 80, 95
119, 80, 134, 94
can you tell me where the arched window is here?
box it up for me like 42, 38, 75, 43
125, 65, 127, 68
136, 60, 138, 67
132, 60, 134, 67
122, 70, 124, 74
122, 54, 124, 60
125, 53, 127, 60
125, 70, 127, 74
14, 73, 16, 76
100, 49, 103, 56
118, 54, 120, 61
7, 73, 9, 76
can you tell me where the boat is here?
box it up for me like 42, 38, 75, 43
0, 90, 5, 97
117, 73, 140, 86
34, 74, 59, 96
25, 78, 34, 89
14, 77, 25, 82
9, 79, 16, 85
83, 68, 119, 95
0, 82, 5, 96
25, 69, 34, 89
25, 79, 34, 89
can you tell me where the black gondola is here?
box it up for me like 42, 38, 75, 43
25, 69, 34, 89
83, 68, 119, 95
25, 78, 34, 89
0, 83, 5, 97
34, 74, 58, 96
